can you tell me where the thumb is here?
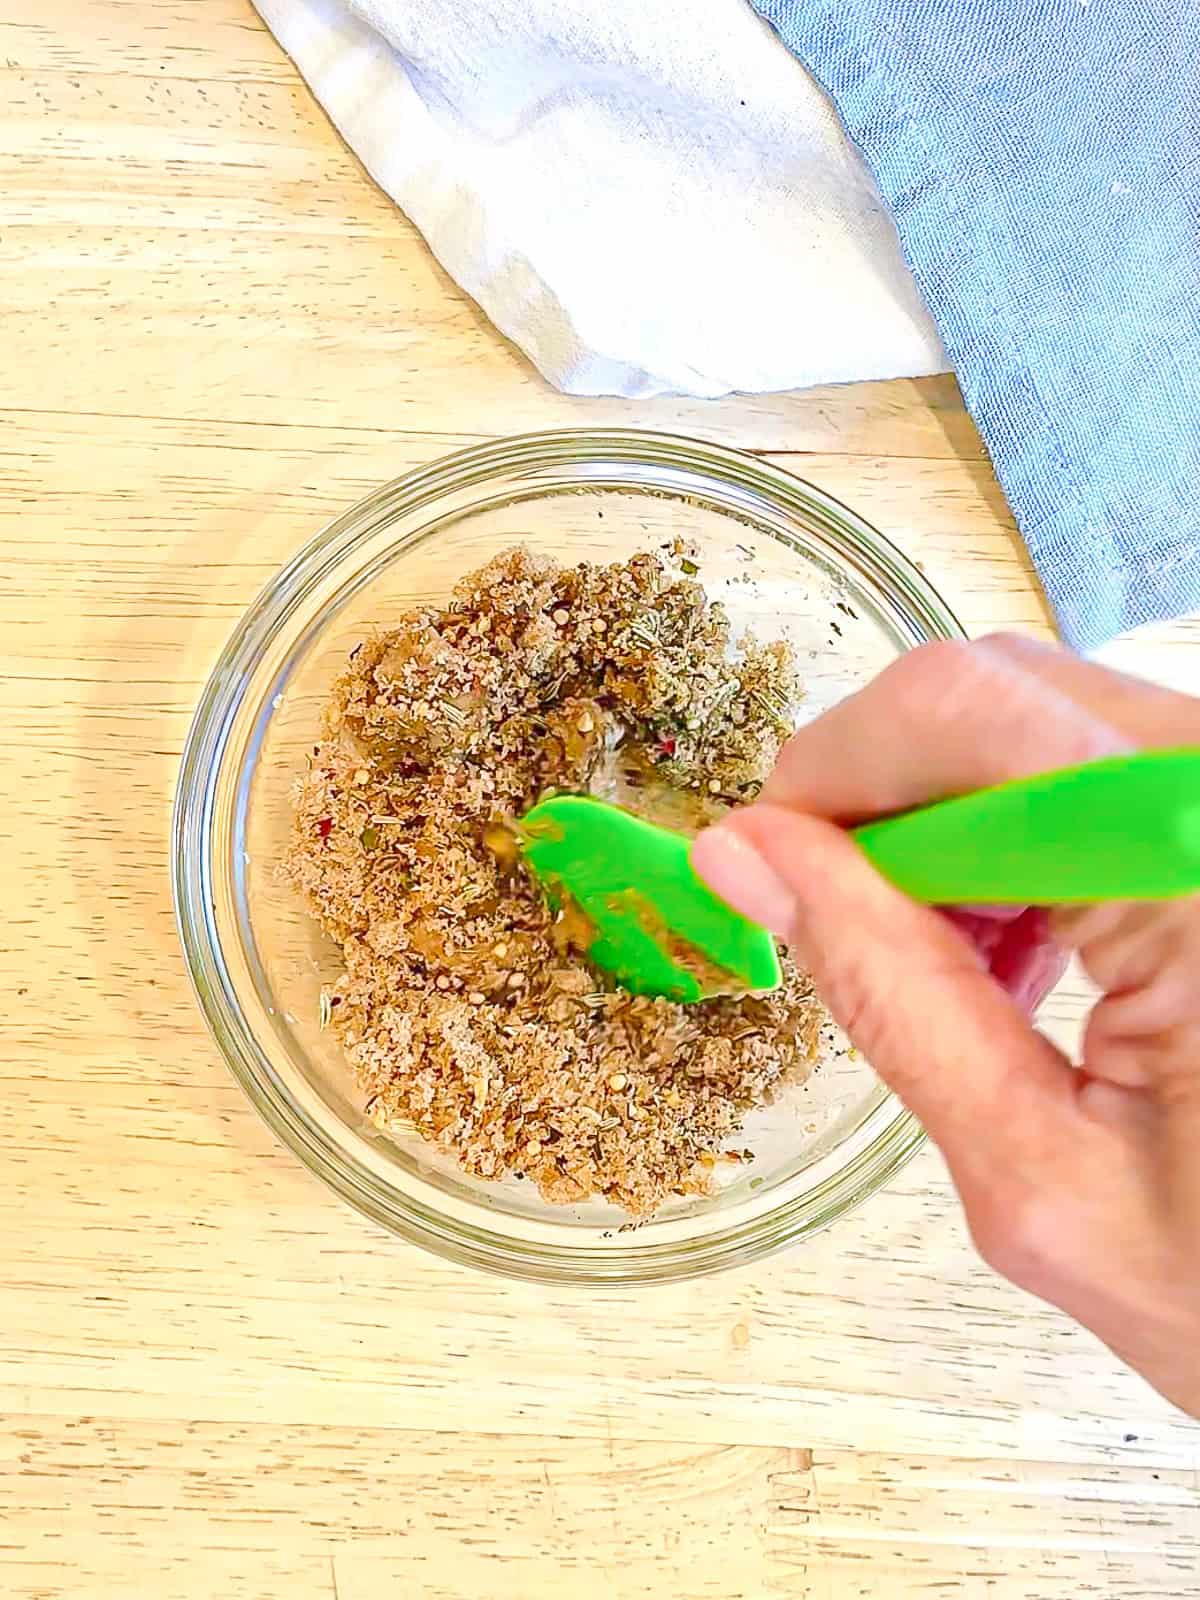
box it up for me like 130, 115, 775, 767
692, 804, 1075, 1174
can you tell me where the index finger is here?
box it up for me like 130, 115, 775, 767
976, 633, 1200, 746
762, 638, 1130, 822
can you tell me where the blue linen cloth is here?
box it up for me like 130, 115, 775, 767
753, 0, 1200, 650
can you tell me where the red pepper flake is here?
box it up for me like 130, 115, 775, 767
317, 817, 333, 839
656, 735, 677, 759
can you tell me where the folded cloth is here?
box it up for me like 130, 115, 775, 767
256, 0, 1200, 648
754, 0, 1200, 648
251, 0, 944, 396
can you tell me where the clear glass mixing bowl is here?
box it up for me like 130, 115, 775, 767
173, 429, 965, 1283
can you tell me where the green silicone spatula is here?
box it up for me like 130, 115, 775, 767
516, 747, 1200, 1004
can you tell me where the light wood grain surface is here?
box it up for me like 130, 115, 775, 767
2, 3, 1198, 1596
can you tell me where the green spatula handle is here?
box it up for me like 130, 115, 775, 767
849, 747, 1200, 904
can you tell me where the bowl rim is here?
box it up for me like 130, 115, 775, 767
172, 426, 965, 1284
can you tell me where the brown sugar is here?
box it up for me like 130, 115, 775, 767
284, 546, 825, 1217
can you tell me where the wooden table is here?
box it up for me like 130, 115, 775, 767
2, 3, 1198, 1596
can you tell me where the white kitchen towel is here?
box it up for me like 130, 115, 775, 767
253, 0, 945, 397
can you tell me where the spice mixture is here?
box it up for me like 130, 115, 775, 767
286, 546, 825, 1217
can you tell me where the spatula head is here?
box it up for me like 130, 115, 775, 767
516, 795, 782, 1004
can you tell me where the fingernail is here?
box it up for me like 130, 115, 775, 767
691, 821, 799, 935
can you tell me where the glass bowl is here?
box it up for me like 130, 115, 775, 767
173, 429, 964, 1283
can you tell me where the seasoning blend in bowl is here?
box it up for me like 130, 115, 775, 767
285, 545, 823, 1219
174, 429, 965, 1282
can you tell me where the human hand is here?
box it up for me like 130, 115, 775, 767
692, 634, 1200, 1416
